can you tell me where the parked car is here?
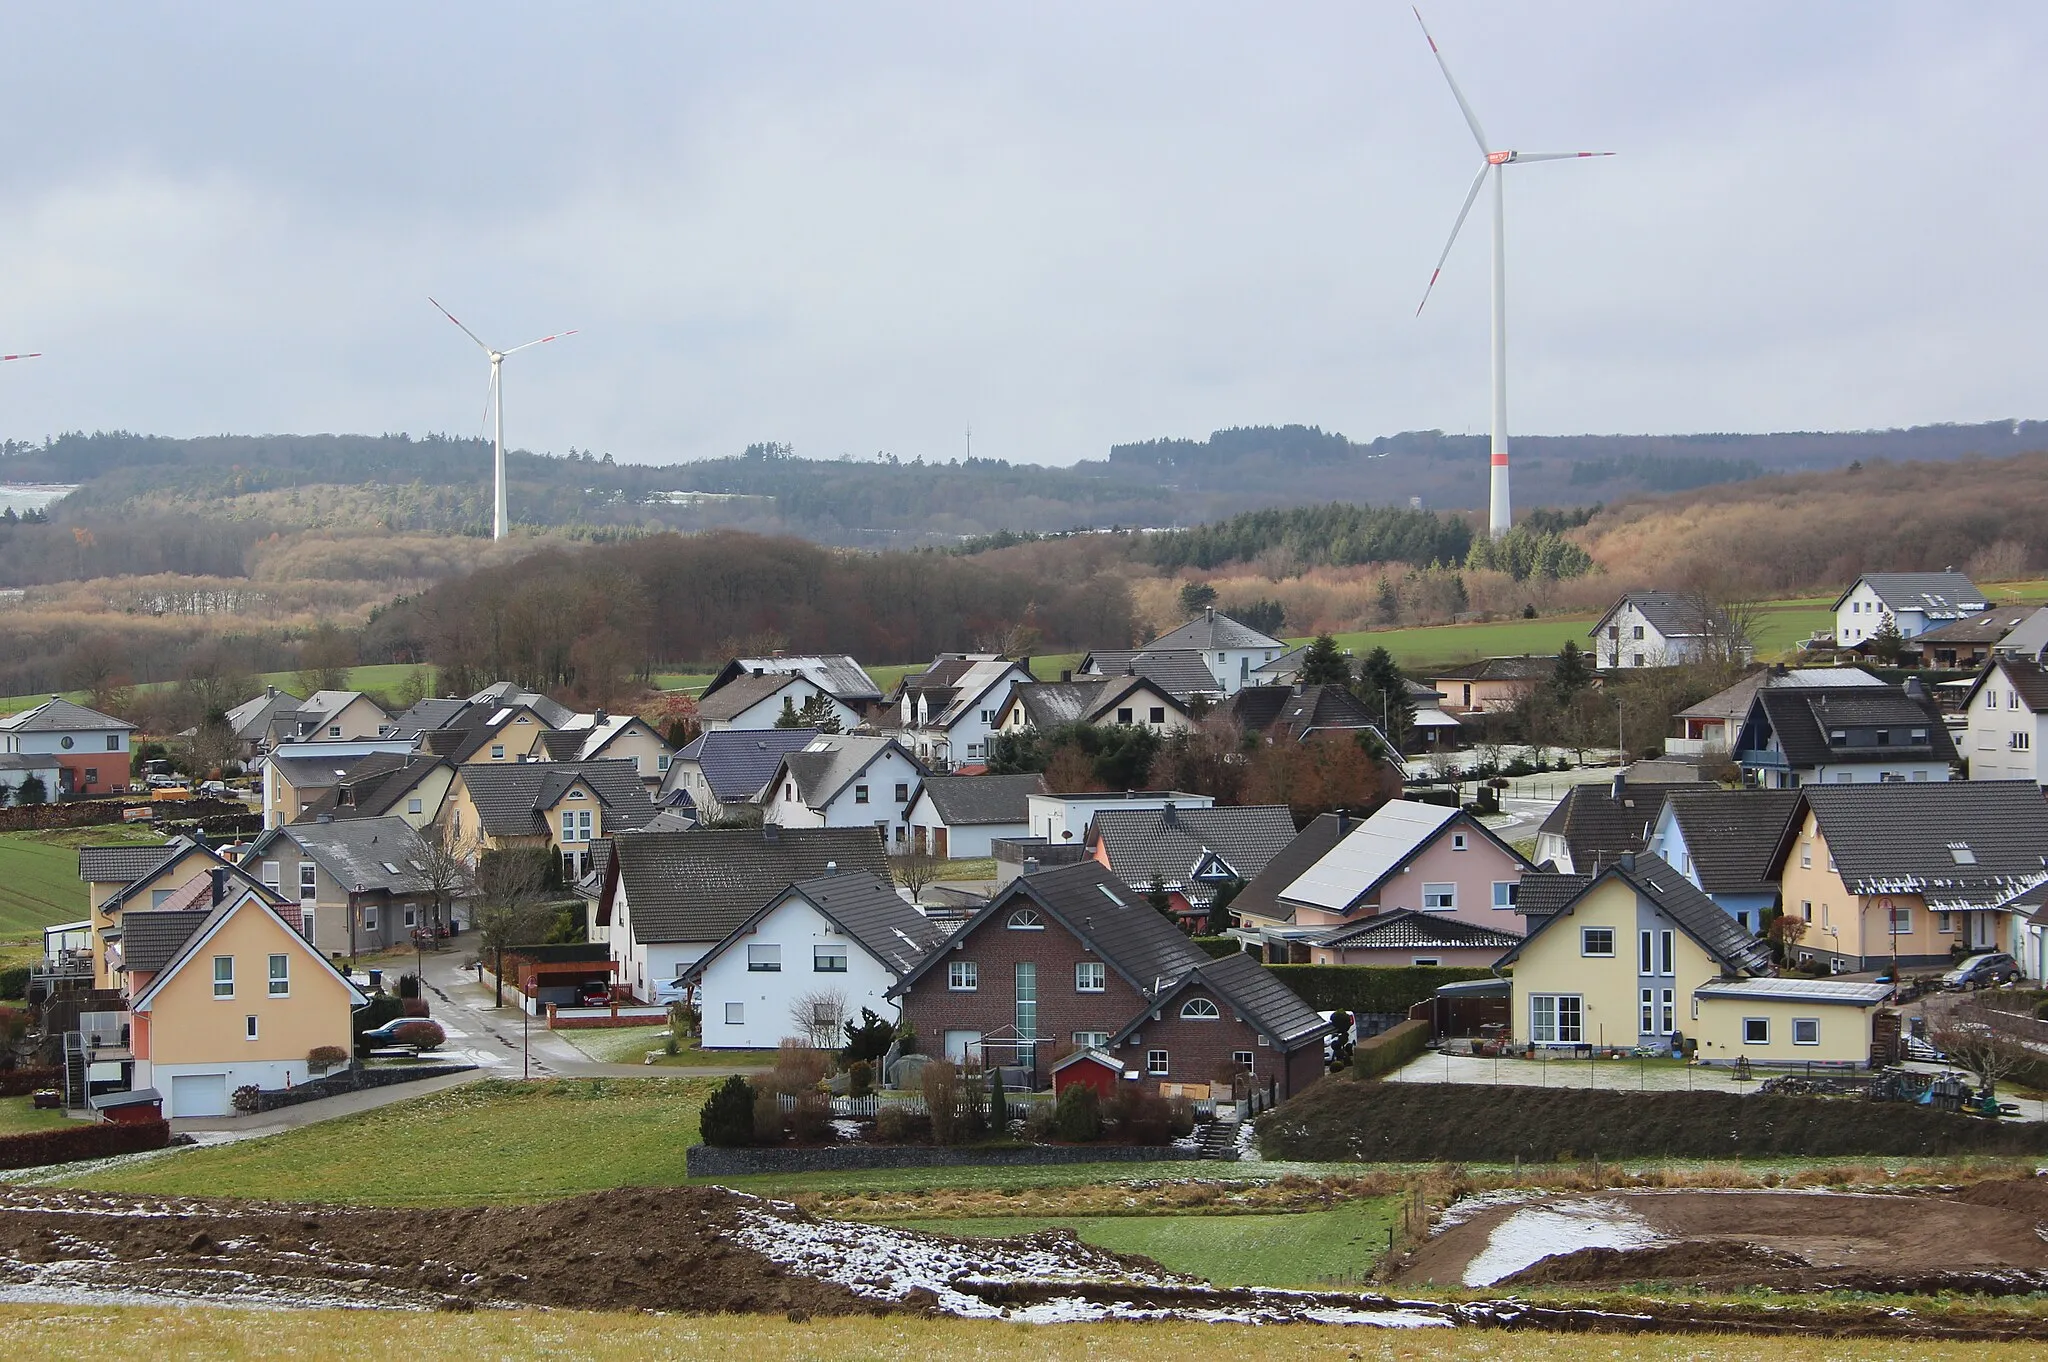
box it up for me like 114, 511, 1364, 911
198, 780, 231, 797
1942, 952, 2020, 991
577, 979, 613, 1006
357, 1018, 414, 1047
650, 978, 693, 1007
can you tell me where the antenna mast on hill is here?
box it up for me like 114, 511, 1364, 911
428, 299, 578, 540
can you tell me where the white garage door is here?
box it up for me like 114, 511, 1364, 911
169, 1073, 229, 1118
942, 1030, 982, 1064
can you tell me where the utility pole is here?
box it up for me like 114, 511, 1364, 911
965, 422, 972, 462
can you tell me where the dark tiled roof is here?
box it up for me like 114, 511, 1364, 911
705, 655, 881, 704
1787, 782, 2048, 901
466, 683, 578, 729
457, 760, 657, 839
1147, 609, 1284, 652
1183, 950, 1328, 1045
673, 729, 818, 802
1224, 813, 1353, 925
538, 730, 584, 762
1078, 649, 1220, 700
695, 671, 806, 723
1660, 788, 1802, 895
682, 871, 947, 981
79, 844, 175, 885
1500, 853, 1771, 974
774, 736, 921, 810
1090, 805, 1299, 905
1751, 686, 1956, 768
256, 816, 433, 895
604, 825, 891, 943
1676, 668, 1884, 724
1429, 655, 1556, 683
914, 774, 1047, 826
297, 753, 450, 821
1915, 606, 2039, 647
116, 908, 211, 973
1309, 908, 1521, 951
1593, 590, 1726, 640
1514, 869, 1593, 917
1229, 684, 1379, 741
1536, 783, 1658, 872
389, 697, 475, 736
1836, 572, 1988, 617
1008, 681, 1106, 729
0, 697, 133, 733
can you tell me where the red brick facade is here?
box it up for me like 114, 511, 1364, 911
1113, 983, 1323, 1098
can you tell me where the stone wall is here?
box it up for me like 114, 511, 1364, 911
249, 1061, 476, 1113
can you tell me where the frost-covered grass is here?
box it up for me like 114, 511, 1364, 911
555, 1023, 778, 1068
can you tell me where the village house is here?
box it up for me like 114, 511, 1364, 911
701, 654, 883, 711
1666, 666, 1884, 759
1211, 812, 1354, 940
1086, 802, 1299, 933
1834, 571, 1987, 646
246, 816, 444, 960
697, 670, 863, 735
1224, 683, 1405, 768
1020, 790, 1217, 849
760, 734, 929, 853
260, 739, 417, 827
889, 654, 1035, 771
422, 700, 561, 767
1138, 608, 1286, 696
904, 773, 1048, 860
221, 687, 302, 760
1589, 591, 1749, 671
1908, 605, 2040, 671
1732, 677, 1955, 788
1959, 658, 2048, 786
659, 729, 817, 821
1644, 788, 1802, 933
992, 674, 1193, 741
0, 697, 135, 797
543, 712, 674, 787
1764, 780, 2048, 971
275, 690, 394, 744
888, 860, 1326, 1097
1426, 656, 1555, 714
1533, 770, 1692, 874
292, 752, 455, 829
1072, 649, 1222, 704
443, 758, 658, 881
0, 754, 61, 805
596, 824, 890, 1004
79, 839, 276, 991
1993, 607, 2048, 662
678, 870, 949, 1051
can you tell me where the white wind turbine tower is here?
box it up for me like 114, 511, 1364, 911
1411, 8, 1611, 539
429, 298, 578, 540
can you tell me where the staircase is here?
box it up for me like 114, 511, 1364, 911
1193, 1116, 1241, 1161
61, 1032, 88, 1111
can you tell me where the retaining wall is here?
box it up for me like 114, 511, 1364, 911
686, 1141, 1186, 1178
249, 1061, 477, 1113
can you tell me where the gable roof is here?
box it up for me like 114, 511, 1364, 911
1591, 590, 1731, 641
79, 842, 178, 885
696, 670, 811, 723
1513, 869, 1594, 918
671, 728, 819, 803
1958, 657, 2048, 714
601, 825, 891, 943
224, 687, 299, 742
116, 906, 217, 973
1109, 950, 1327, 1051
891, 860, 1206, 1002
771, 735, 923, 812
1076, 649, 1221, 700
1537, 781, 1659, 873
679, 870, 947, 986
1835, 571, 1988, 617
1146, 608, 1283, 652
1658, 788, 1802, 895
1497, 852, 1771, 974
1281, 800, 1526, 915
1309, 908, 1521, 952
1914, 605, 2040, 648
705, 655, 882, 704
130, 892, 367, 1012
1090, 805, 1299, 906
1227, 684, 1385, 744
456, 759, 657, 839
913, 773, 1047, 827
1004, 681, 1106, 730
296, 752, 450, 821
252, 816, 433, 896
1222, 812, 1354, 925
1428, 655, 1555, 683
1676, 667, 1885, 726
1777, 781, 2048, 907
466, 682, 578, 729
900, 656, 1030, 730
0, 696, 134, 733
387, 697, 477, 737
96, 838, 271, 916
1747, 685, 1956, 768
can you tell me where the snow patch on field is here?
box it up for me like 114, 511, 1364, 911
1461, 1199, 1666, 1287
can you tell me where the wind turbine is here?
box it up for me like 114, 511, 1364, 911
429, 298, 578, 540
1411, 7, 1611, 539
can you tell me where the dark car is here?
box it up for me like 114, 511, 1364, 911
1942, 952, 2020, 991
357, 1018, 413, 1047
577, 979, 613, 1006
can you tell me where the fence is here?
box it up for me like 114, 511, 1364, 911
546, 1004, 669, 1030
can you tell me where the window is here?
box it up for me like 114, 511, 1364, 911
1639, 930, 1653, 974
1232, 1050, 1254, 1068
59, 736, 72, 750
725, 1002, 743, 1025
1630, 654, 1644, 668
1149, 706, 1166, 725
328, 725, 342, 738
948, 960, 979, 991
268, 954, 289, 996
657, 755, 671, 772
1412, 956, 1440, 966
1875, 729, 1890, 746
1911, 727, 1928, 742
852, 784, 870, 806
1015, 963, 1037, 1038
1658, 930, 1674, 975
261, 860, 281, 889
1949, 842, 1977, 865
1147, 1049, 1170, 1075
1801, 900, 1812, 922
894, 782, 908, 801
1529, 994, 1583, 1044
1641, 988, 1654, 1033
490, 744, 505, 761
363, 905, 378, 932
1007, 908, 1045, 930
403, 906, 417, 929
1660, 989, 1675, 1034
1422, 884, 1456, 911
213, 956, 234, 998
299, 864, 317, 899
980, 709, 994, 724
1581, 927, 1614, 957
1888, 905, 1913, 935
1743, 1017, 1769, 1045
1828, 730, 1847, 746
1800, 842, 1812, 869
245, 1015, 259, 1041
1075, 961, 1106, 992
1180, 997, 1221, 1020
746, 945, 781, 972
1937, 911, 1955, 934
1792, 1018, 1819, 1045
1073, 1031, 1109, 1049
813, 944, 848, 973
2013, 732, 2033, 751
403, 796, 424, 816
1451, 833, 1468, 851
1492, 882, 1518, 909
1116, 707, 1134, 724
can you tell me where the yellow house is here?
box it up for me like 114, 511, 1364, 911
428, 704, 558, 767
443, 758, 661, 881
295, 753, 456, 829
1688, 977, 1894, 1065
1767, 782, 2048, 971
119, 883, 366, 1118
542, 714, 676, 787
78, 839, 274, 990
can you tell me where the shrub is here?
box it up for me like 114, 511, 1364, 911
401, 997, 431, 1019
306, 1045, 348, 1074
0, 1120, 169, 1170
231, 1084, 260, 1114
1166, 1095, 1197, 1140
789, 1092, 833, 1144
395, 973, 421, 1000
874, 1103, 912, 1143
768, 1039, 830, 1096
1054, 1083, 1102, 1142
0, 967, 27, 1001
390, 1020, 445, 1052
838, 1007, 895, 1068
664, 1033, 680, 1057
1024, 1101, 1057, 1143
921, 1059, 961, 1145
699, 1075, 755, 1147
848, 1060, 874, 1099
352, 994, 405, 1049
1107, 1086, 1172, 1145
986, 1067, 1008, 1131
752, 1088, 784, 1144
1265, 965, 1493, 1015
1350, 1018, 1430, 1079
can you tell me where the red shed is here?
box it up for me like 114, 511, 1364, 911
89, 1087, 164, 1125
1051, 1047, 1123, 1101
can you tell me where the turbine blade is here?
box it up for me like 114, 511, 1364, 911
1510, 151, 1616, 163
1413, 7, 1490, 153
428, 297, 492, 353
1416, 164, 1490, 316
502, 329, 580, 356
477, 369, 497, 440
0, 353, 41, 361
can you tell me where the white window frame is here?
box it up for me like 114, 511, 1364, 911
813, 944, 848, 973
725, 1001, 744, 1025
1743, 1017, 1770, 1045
1179, 997, 1221, 1020
1492, 881, 1517, 910
268, 953, 289, 997
947, 960, 979, 992
746, 944, 782, 973
1146, 1049, 1169, 1075
1451, 833, 1468, 851
245, 1014, 259, 1041
299, 863, 318, 899
213, 956, 234, 999
1658, 930, 1675, 976
1888, 905, 1913, 935
407, 797, 424, 815
1075, 961, 1106, 993
1528, 994, 1583, 1045
1421, 883, 1456, 911
261, 860, 281, 890
1581, 927, 1615, 958
363, 904, 379, 932
1792, 1017, 1820, 1046
1073, 1031, 1109, 1049
1007, 908, 1046, 931
1660, 988, 1675, 1035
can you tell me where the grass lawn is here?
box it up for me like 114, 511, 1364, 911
0, 824, 165, 942
63, 1077, 713, 1206
921, 856, 996, 881
1321, 600, 1833, 672
0, 1309, 2017, 1361
556, 1024, 779, 1068
0, 1097, 73, 1136
890, 1198, 1400, 1288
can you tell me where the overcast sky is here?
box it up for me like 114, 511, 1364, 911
0, 2, 2038, 470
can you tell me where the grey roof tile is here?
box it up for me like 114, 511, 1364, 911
1224, 813, 1353, 925
913, 774, 1047, 826
79, 844, 176, 885
1077, 649, 1221, 700
605, 825, 891, 943
1836, 571, 1988, 617
672, 729, 819, 802
1660, 788, 1802, 895
0, 697, 134, 733
1309, 908, 1521, 951
455, 760, 657, 839
1787, 781, 2048, 903
1513, 869, 1594, 917
1537, 783, 1661, 872
1427, 655, 1556, 683
1146, 608, 1284, 652
696, 671, 807, 723
1090, 805, 1299, 906
705, 655, 882, 704
256, 816, 434, 895
116, 908, 212, 973
1750, 686, 1956, 768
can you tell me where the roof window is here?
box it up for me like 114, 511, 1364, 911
1948, 842, 1977, 865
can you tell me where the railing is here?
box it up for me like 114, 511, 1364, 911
30, 952, 93, 982
1663, 737, 1726, 758
1738, 748, 1788, 768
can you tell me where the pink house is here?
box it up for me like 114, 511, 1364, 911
1270, 800, 1532, 966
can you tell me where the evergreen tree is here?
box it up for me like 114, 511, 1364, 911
1353, 646, 1415, 748
1871, 614, 1905, 665
1549, 640, 1595, 702
14, 773, 46, 806
1297, 634, 1351, 687
1178, 581, 1218, 616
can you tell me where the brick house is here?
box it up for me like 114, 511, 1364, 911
889, 860, 1327, 1097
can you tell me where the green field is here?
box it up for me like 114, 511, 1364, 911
0, 825, 165, 943
890, 1199, 1399, 1287
0, 1097, 74, 1136
555, 1024, 779, 1068
65, 1077, 713, 1206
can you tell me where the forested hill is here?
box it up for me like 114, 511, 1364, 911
2, 419, 2042, 546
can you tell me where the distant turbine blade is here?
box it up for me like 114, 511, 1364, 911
1413, 7, 1490, 153
1510, 151, 1617, 163
502, 329, 580, 356
429, 297, 492, 353
1417, 164, 1489, 316
0, 353, 42, 362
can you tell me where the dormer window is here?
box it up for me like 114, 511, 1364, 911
1910, 728, 1927, 743
1828, 730, 1846, 745
1007, 908, 1045, 930
1948, 842, 1977, 865
1874, 730, 1890, 746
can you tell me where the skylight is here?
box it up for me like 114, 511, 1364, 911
381, 862, 402, 875
1948, 842, 1977, 865
1098, 885, 1126, 907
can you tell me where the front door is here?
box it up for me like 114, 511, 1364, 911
1970, 912, 1997, 951
933, 827, 948, 859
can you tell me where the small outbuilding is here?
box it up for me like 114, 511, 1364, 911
1051, 1047, 1125, 1101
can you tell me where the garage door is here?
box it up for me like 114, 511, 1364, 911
942, 1030, 981, 1064
169, 1073, 229, 1118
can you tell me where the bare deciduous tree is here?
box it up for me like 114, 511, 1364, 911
409, 822, 475, 943
791, 989, 848, 1050
472, 848, 557, 1008
1930, 1001, 2030, 1098
891, 847, 942, 900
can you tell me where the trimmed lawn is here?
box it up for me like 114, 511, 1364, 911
0, 1096, 73, 1136
890, 1198, 1401, 1287
0, 825, 166, 941
63, 1077, 713, 1206
1322, 601, 1833, 671
556, 1024, 778, 1068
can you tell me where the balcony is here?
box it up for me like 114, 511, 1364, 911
1663, 737, 1713, 758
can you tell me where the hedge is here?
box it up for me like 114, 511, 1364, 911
0, 1119, 169, 1170
0, 1067, 61, 1098
1265, 964, 1494, 1015
1350, 1017, 1429, 1079
0, 968, 27, 1001
1189, 936, 1238, 959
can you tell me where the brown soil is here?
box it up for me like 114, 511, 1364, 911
1500, 1240, 1810, 1287
0, 1185, 887, 1315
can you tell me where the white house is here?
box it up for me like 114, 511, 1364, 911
761, 735, 929, 853
660, 729, 817, 821
696, 670, 863, 734
1589, 591, 1748, 671
1023, 789, 1216, 847
0, 754, 62, 804
0, 697, 137, 798
893, 655, 1034, 771
1834, 571, 1987, 646
1143, 608, 1285, 695
678, 871, 949, 1050
1960, 659, 2048, 786
905, 773, 1048, 860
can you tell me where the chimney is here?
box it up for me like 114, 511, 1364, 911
1022, 855, 1041, 876
1611, 770, 1626, 801
1903, 676, 1928, 703
1336, 808, 1351, 835
210, 866, 228, 906
1060, 669, 1072, 683
825, 860, 837, 875
772, 649, 785, 658
1205, 606, 1215, 623
1161, 800, 1177, 827
761, 823, 780, 843
595, 708, 607, 723
1619, 852, 1636, 873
